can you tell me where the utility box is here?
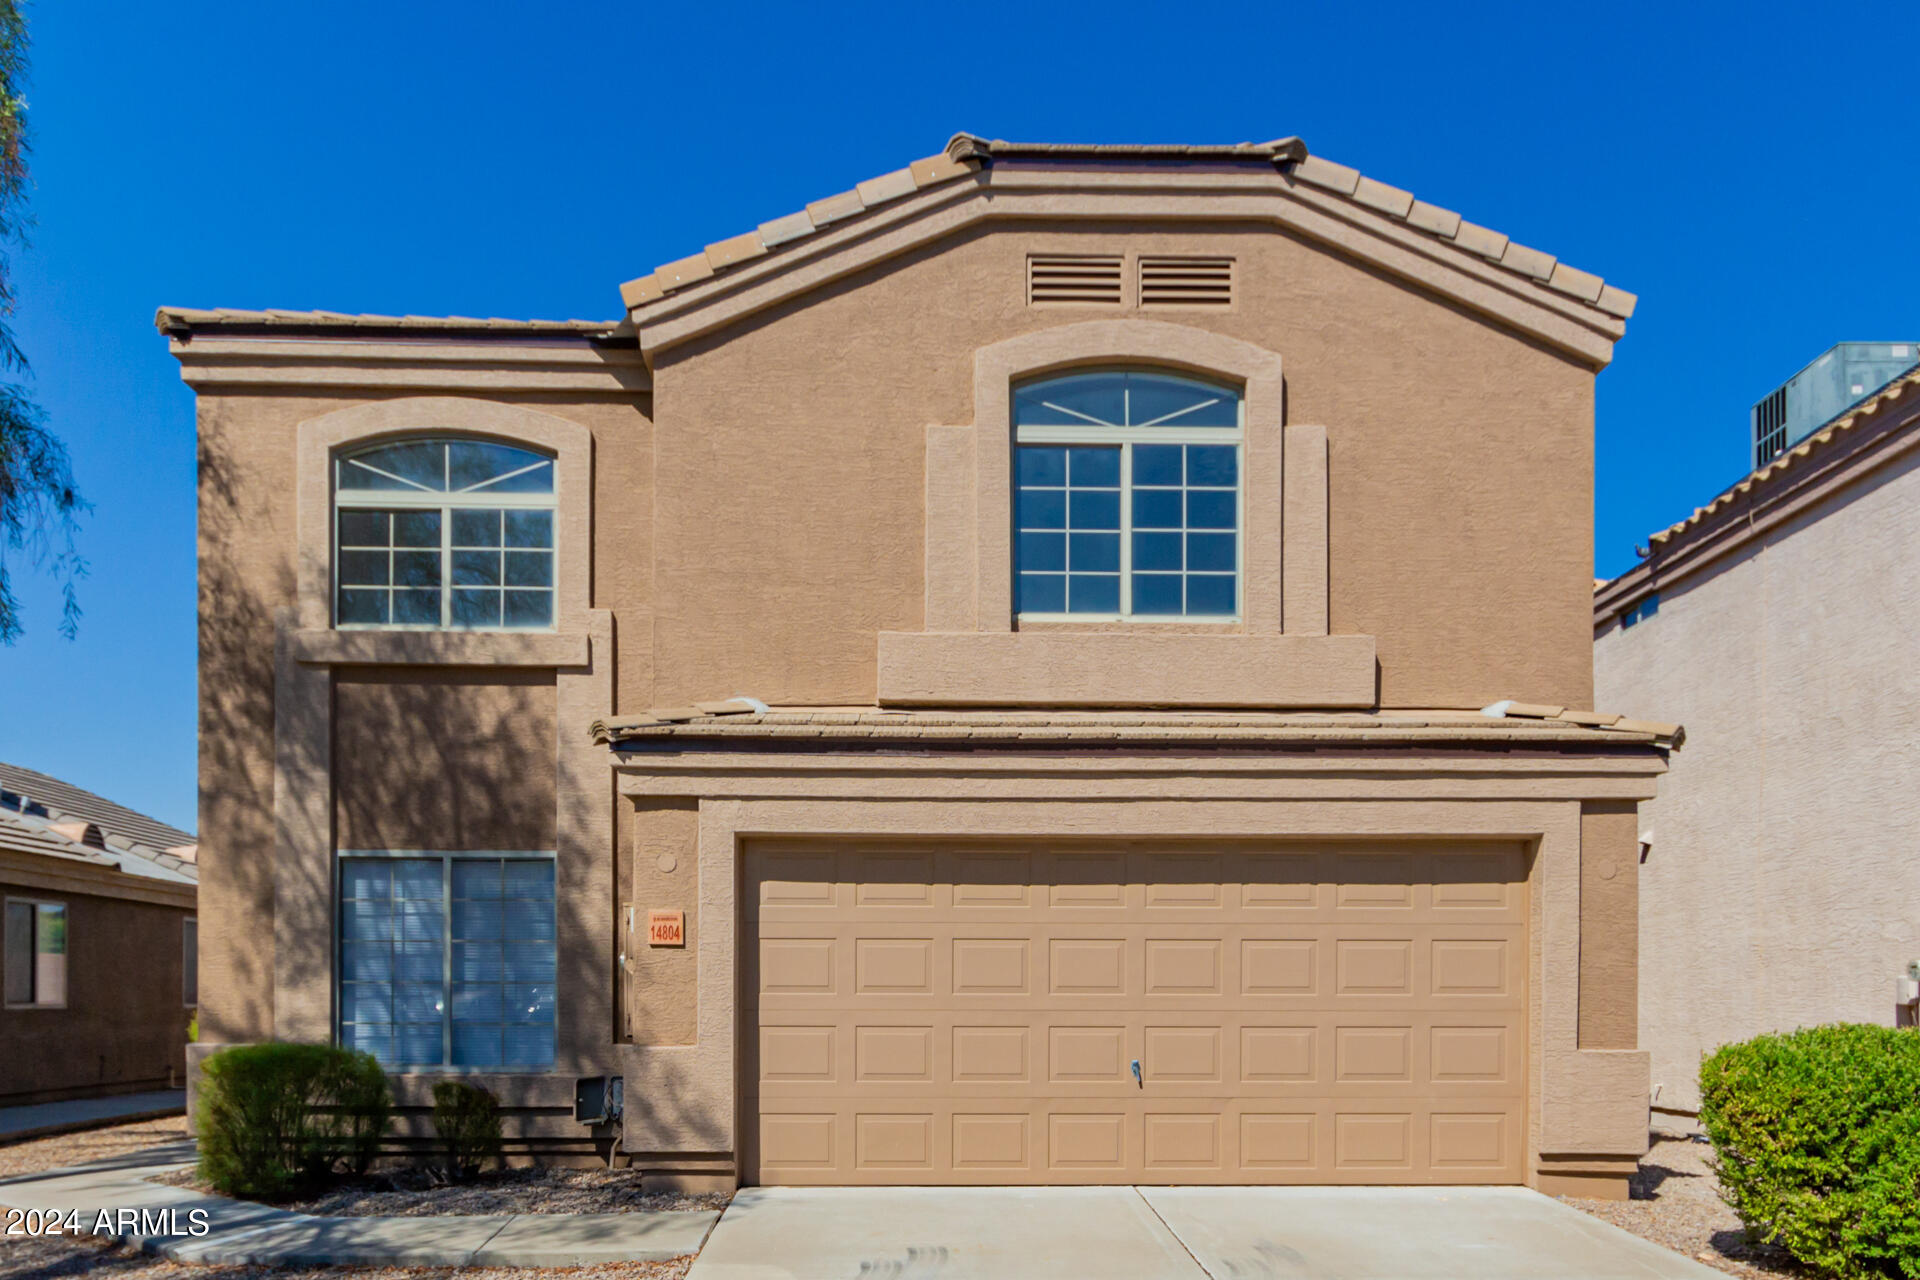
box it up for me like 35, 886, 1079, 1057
1752, 342, 1919, 469
574, 1075, 624, 1125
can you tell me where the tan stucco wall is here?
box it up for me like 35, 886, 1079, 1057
1578, 802, 1639, 1050
1595, 446, 1920, 1113
195, 391, 648, 1047
184, 208, 1621, 1171
334, 667, 557, 852
650, 222, 1597, 712
0, 885, 194, 1105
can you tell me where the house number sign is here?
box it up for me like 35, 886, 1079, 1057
646, 910, 685, 947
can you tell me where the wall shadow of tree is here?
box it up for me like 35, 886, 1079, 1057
197, 424, 729, 1170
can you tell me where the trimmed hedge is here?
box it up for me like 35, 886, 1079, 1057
195, 1043, 392, 1198
1699, 1023, 1920, 1279
431, 1080, 504, 1182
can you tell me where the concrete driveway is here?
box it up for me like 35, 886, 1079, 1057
686, 1185, 1724, 1280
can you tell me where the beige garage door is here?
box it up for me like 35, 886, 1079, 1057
744, 841, 1528, 1185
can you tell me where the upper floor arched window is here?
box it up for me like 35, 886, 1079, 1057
1012, 369, 1242, 618
333, 437, 557, 630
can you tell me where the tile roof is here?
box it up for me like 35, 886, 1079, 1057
619, 132, 1636, 321
154, 307, 630, 338
1646, 366, 1920, 550
593, 702, 1682, 749
0, 761, 193, 850
0, 802, 198, 887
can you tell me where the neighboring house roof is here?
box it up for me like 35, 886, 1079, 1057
1596, 366, 1920, 624
593, 702, 1682, 750
616, 132, 1637, 324
0, 762, 193, 851
0, 802, 198, 890
154, 307, 630, 339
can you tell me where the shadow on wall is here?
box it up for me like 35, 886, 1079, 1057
197, 426, 592, 1071
197, 429, 290, 1048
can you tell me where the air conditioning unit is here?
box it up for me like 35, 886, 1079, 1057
1751, 342, 1919, 470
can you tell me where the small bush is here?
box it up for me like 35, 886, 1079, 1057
431, 1081, 504, 1182
195, 1043, 392, 1198
1699, 1024, 1920, 1280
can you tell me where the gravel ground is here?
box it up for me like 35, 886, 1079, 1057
1561, 1134, 1801, 1278
0, 1119, 191, 1181
151, 1166, 730, 1218
0, 1121, 698, 1279
0, 1236, 691, 1280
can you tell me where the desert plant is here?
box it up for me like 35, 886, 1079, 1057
194, 1043, 392, 1197
431, 1080, 503, 1182
1699, 1023, 1920, 1279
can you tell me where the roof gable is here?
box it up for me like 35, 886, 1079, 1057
620, 133, 1635, 364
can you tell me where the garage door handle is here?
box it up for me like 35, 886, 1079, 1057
1130, 1059, 1142, 1088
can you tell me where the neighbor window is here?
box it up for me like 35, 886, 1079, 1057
1013, 369, 1242, 618
5, 899, 68, 1008
333, 438, 557, 630
337, 854, 556, 1070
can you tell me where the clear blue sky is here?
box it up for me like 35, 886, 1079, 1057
2, 1, 1915, 833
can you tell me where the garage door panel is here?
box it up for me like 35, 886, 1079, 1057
746, 840, 1527, 1185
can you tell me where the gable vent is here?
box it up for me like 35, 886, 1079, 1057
1139, 256, 1234, 307
1028, 254, 1123, 306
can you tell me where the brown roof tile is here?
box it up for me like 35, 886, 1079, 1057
155, 307, 629, 338
593, 704, 1682, 750
615, 132, 1632, 324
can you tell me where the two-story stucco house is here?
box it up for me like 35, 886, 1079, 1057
163, 133, 1678, 1197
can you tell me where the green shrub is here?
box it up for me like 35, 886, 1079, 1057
1699, 1024, 1920, 1279
194, 1043, 392, 1198
431, 1081, 504, 1182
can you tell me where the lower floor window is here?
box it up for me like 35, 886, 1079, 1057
337, 854, 556, 1070
4, 898, 68, 1008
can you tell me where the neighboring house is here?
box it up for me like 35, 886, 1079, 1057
0, 762, 198, 1105
1595, 366, 1920, 1118
162, 133, 1678, 1196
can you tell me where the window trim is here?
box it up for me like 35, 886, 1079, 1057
295, 398, 594, 638
4, 896, 69, 1011
332, 849, 559, 1075
1012, 371, 1246, 622
332, 436, 560, 634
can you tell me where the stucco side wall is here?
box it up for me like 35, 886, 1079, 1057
0, 887, 194, 1105
650, 221, 1596, 712
334, 668, 557, 852
1577, 801, 1638, 1050
1595, 446, 1920, 1113
195, 389, 647, 1053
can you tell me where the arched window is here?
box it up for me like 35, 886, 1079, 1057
333, 437, 557, 630
1013, 369, 1242, 618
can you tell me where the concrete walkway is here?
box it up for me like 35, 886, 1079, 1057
687, 1185, 1727, 1280
0, 1142, 719, 1266
0, 1089, 186, 1142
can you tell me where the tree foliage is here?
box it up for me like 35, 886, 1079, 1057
0, 0, 85, 643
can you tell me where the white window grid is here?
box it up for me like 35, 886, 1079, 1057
333, 440, 558, 633
333, 850, 558, 1073
1014, 420, 1245, 622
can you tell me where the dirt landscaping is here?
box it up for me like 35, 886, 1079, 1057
0, 1118, 191, 1181
1561, 1133, 1800, 1278
0, 1235, 694, 1280
151, 1164, 730, 1218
